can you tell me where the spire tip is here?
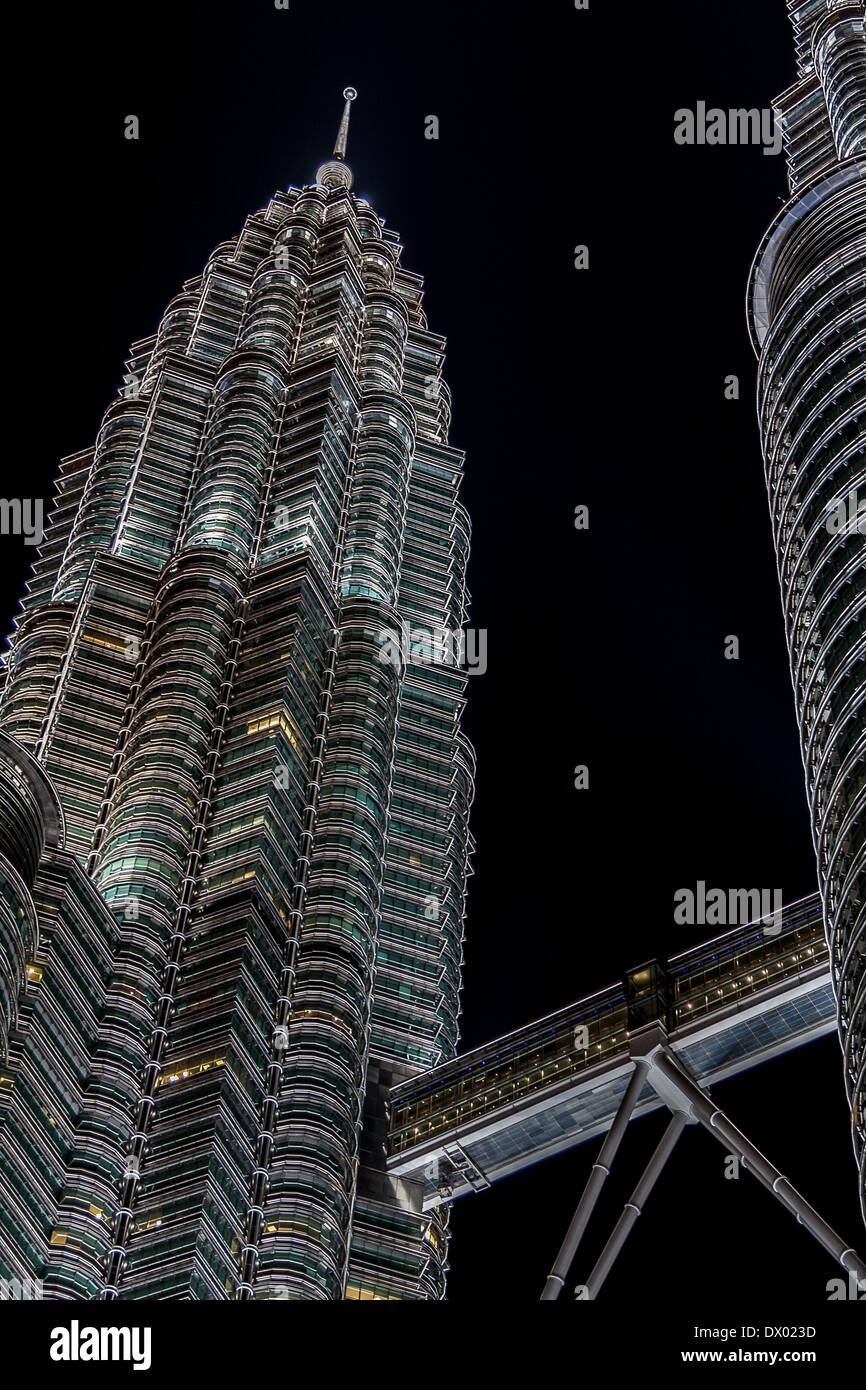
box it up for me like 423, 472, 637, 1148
315, 88, 359, 190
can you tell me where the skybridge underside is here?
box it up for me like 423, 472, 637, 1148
388, 960, 835, 1210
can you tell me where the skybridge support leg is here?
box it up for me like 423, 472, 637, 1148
540, 1061, 648, 1301
650, 1048, 866, 1289
582, 1110, 687, 1300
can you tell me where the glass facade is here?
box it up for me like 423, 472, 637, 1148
747, 2, 866, 1225
0, 100, 474, 1299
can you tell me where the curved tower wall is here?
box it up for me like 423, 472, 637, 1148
748, 2, 866, 1224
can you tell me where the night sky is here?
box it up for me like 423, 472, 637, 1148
6, 0, 863, 1324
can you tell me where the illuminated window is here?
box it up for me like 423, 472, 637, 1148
344, 1283, 397, 1301
82, 630, 129, 654
246, 709, 300, 751
156, 1056, 226, 1089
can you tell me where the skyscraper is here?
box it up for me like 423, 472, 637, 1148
0, 90, 475, 1299
747, 2, 865, 1223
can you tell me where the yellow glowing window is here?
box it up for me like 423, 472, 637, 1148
345, 1284, 396, 1301
82, 631, 128, 654
247, 710, 300, 751
26, 964, 43, 984
156, 1056, 226, 1089
50, 1231, 68, 1246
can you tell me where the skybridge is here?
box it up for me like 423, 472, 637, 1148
387, 893, 866, 1298
387, 895, 835, 1206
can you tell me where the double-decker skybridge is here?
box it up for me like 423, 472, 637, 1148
385, 895, 866, 1297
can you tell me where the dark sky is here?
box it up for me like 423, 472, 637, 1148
6, 0, 863, 1327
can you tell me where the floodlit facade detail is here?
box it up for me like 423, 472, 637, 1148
747, 2, 866, 1222
0, 91, 474, 1300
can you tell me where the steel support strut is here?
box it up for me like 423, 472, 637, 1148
541, 1029, 866, 1301
581, 1110, 687, 1300
540, 1061, 648, 1300
650, 1048, 866, 1289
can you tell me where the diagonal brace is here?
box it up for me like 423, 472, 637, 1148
580, 1109, 687, 1300
540, 1061, 649, 1300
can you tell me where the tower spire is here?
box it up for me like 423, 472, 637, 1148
316, 87, 358, 190
333, 86, 357, 160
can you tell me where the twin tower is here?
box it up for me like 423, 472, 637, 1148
0, 89, 474, 1299
747, 1, 866, 1226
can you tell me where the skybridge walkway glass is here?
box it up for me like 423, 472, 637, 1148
387, 896, 834, 1205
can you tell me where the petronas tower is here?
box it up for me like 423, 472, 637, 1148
0, 90, 475, 1300
747, 3, 866, 1223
